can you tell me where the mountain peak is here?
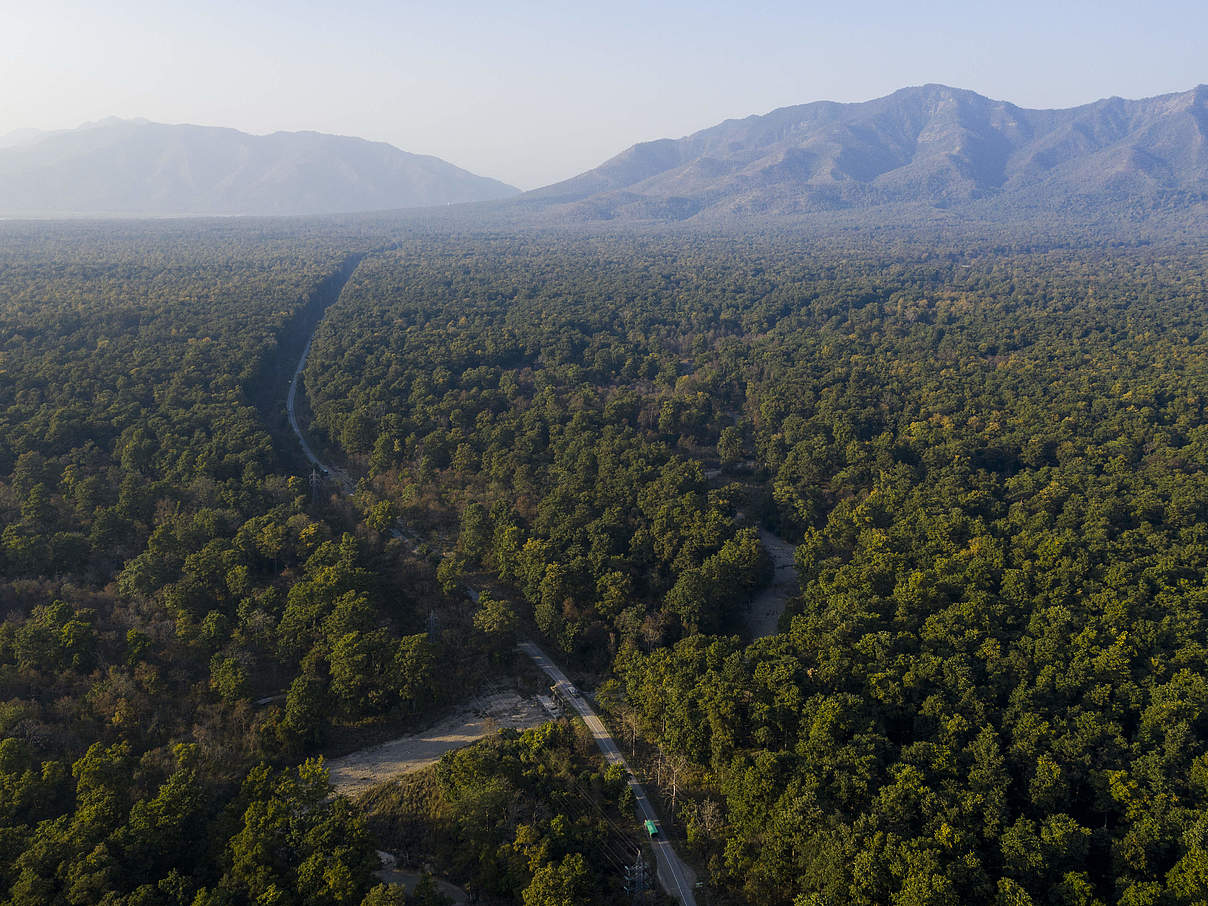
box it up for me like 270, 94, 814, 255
891, 83, 974, 98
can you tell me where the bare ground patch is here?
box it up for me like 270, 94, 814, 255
328, 691, 551, 795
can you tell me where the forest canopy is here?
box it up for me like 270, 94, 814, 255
3, 218, 1208, 905
304, 232, 1208, 905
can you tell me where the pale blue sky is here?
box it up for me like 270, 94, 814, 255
2, 0, 1204, 188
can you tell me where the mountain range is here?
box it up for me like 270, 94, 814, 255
0, 119, 518, 216
526, 83, 1208, 222
1, 84, 1206, 221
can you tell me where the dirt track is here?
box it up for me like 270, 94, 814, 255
745, 528, 799, 638
375, 852, 469, 905
327, 691, 550, 794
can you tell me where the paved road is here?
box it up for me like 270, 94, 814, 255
518, 641, 698, 906
287, 332, 426, 557
286, 315, 355, 494
286, 333, 323, 471
282, 266, 436, 560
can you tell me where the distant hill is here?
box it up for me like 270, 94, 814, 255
0, 118, 519, 216
525, 84, 1208, 222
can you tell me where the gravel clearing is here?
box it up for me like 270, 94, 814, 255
328, 691, 550, 794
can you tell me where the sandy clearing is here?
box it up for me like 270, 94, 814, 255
328, 691, 551, 795
745, 528, 799, 638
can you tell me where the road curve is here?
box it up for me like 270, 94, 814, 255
286, 312, 355, 494
283, 260, 435, 556
518, 641, 698, 906
286, 334, 331, 471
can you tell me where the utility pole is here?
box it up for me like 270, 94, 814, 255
624, 857, 650, 902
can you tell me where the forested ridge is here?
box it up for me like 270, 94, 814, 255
4, 219, 1208, 905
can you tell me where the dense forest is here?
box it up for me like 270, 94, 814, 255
305, 233, 1208, 905
0, 221, 504, 905
4, 218, 1208, 905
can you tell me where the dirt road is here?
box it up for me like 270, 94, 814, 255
745, 528, 799, 638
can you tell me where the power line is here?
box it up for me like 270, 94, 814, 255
529, 748, 642, 875
535, 746, 642, 857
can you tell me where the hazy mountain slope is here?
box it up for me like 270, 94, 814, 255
0, 127, 51, 149
0, 119, 519, 216
528, 84, 1208, 220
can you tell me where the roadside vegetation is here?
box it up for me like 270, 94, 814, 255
0, 222, 491, 905
361, 721, 644, 905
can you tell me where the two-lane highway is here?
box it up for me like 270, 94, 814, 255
518, 641, 697, 906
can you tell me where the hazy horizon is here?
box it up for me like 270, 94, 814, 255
3, 0, 1204, 189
